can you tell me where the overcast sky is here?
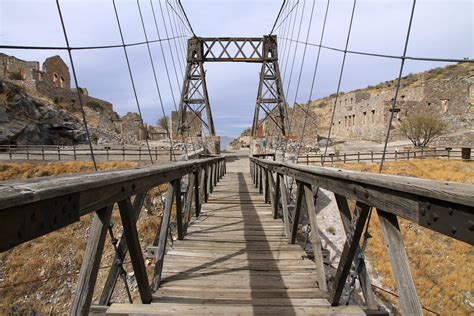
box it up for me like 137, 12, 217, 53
0, 0, 472, 137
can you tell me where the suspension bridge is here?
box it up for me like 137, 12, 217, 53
0, 0, 473, 315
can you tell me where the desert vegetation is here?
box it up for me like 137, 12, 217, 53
399, 114, 448, 147
336, 159, 474, 315
0, 161, 169, 314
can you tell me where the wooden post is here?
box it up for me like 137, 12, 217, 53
138, 147, 141, 161
377, 210, 422, 315
183, 173, 195, 235
213, 163, 218, 186
73, 146, 76, 161
306, 154, 309, 165
278, 174, 291, 238
330, 202, 371, 305
70, 205, 113, 314
371, 151, 373, 162
118, 198, 152, 303
58, 146, 61, 161
155, 147, 158, 161
209, 165, 214, 194
204, 165, 209, 203
259, 166, 263, 194
290, 182, 304, 244
152, 182, 176, 290
106, 147, 109, 161
42, 146, 45, 161
99, 193, 146, 306
334, 194, 377, 309
343, 153, 346, 163
447, 148, 451, 159
357, 152, 360, 163
122, 146, 125, 161
395, 150, 397, 161
273, 173, 280, 219
302, 183, 327, 292
26, 145, 29, 160
8, 145, 12, 160
264, 169, 269, 204
174, 178, 184, 240
195, 170, 201, 217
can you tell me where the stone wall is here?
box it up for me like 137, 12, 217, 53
0, 54, 39, 91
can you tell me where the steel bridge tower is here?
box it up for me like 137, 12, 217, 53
177, 35, 289, 153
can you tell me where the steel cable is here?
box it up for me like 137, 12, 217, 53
112, 0, 154, 164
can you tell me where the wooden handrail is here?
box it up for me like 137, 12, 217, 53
249, 156, 473, 315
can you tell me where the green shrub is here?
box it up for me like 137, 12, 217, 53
86, 101, 102, 111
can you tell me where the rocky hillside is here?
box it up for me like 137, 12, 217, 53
0, 79, 147, 146
235, 62, 473, 147
0, 80, 87, 145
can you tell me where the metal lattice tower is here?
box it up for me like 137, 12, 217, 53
176, 35, 289, 140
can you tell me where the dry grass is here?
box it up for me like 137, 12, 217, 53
0, 161, 140, 181
336, 159, 474, 315
0, 161, 167, 314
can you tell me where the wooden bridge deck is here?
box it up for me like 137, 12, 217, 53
107, 155, 365, 315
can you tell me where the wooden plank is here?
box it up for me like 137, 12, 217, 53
152, 183, 175, 290
302, 183, 327, 292
334, 194, 377, 309
70, 205, 113, 315
99, 192, 147, 306
330, 202, 370, 305
377, 210, 422, 315
264, 169, 269, 204
106, 303, 365, 315
118, 198, 151, 304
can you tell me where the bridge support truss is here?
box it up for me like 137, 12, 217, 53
177, 36, 289, 153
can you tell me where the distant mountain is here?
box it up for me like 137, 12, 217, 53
220, 136, 234, 151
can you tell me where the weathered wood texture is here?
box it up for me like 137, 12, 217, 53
106, 154, 357, 314
71, 205, 113, 315
250, 157, 474, 245
0, 157, 225, 252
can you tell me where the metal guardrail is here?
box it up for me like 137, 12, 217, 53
0, 156, 226, 313
249, 156, 473, 315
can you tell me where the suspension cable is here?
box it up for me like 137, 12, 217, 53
278, 0, 293, 75
167, 0, 187, 67
136, 0, 176, 161
164, 0, 185, 77
379, 0, 417, 173
273, 0, 301, 33
321, 0, 358, 166
158, 0, 183, 95
177, 0, 196, 37
55, 0, 97, 170
270, 0, 287, 35
282, 0, 300, 82
112, 0, 154, 164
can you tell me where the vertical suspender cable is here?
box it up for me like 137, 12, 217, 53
55, 0, 98, 170
136, 0, 175, 161
322, 0, 358, 166
112, 0, 154, 164
379, 0, 417, 173
270, 0, 287, 35
164, 0, 185, 77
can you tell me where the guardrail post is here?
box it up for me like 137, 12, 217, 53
357, 152, 360, 163
395, 150, 397, 161
122, 146, 125, 161
278, 173, 291, 238
306, 154, 309, 165
447, 148, 451, 159
175, 178, 184, 240
371, 151, 373, 162
42, 146, 45, 160
153, 182, 176, 290
264, 169, 269, 204
138, 147, 141, 161
26, 145, 29, 160
71, 205, 113, 314
204, 165, 209, 202
343, 153, 346, 163
377, 210, 422, 315
195, 170, 201, 217
273, 173, 280, 219
106, 147, 109, 161
73, 146, 76, 161
258, 166, 263, 194
8, 145, 12, 160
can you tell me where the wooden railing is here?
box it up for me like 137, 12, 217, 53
0, 144, 186, 162
0, 156, 226, 313
249, 156, 473, 315
298, 147, 471, 165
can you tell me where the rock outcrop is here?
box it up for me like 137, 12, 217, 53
0, 80, 87, 145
